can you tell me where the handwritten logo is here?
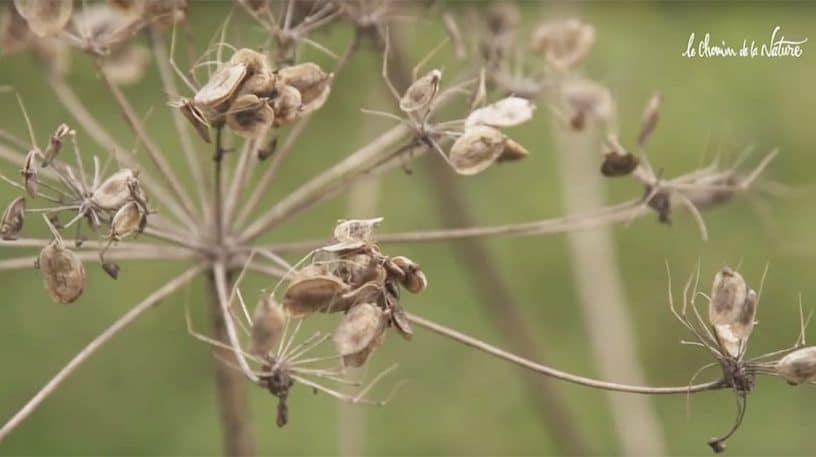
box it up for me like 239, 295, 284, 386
682, 26, 806, 59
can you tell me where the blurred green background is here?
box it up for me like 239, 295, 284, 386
1, 1, 816, 455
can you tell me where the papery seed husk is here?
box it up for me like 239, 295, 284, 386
334, 253, 380, 288
637, 92, 661, 148
709, 268, 748, 327
92, 168, 137, 210
239, 71, 277, 98
333, 218, 382, 244
250, 294, 286, 356
277, 62, 331, 113
0, 196, 25, 240
271, 84, 302, 127
283, 273, 349, 317
225, 93, 275, 138
14, 0, 73, 37
194, 62, 248, 112
775, 346, 816, 385
229, 48, 269, 75
449, 125, 506, 176
22, 149, 38, 197
42, 123, 72, 167
400, 69, 441, 113
39, 241, 86, 303
464, 96, 536, 130
389, 297, 413, 340
391, 256, 427, 294
497, 137, 529, 162
176, 98, 211, 143
110, 200, 145, 240
333, 302, 387, 367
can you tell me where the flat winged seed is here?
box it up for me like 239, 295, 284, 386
229, 48, 269, 75
193, 62, 248, 112
775, 346, 816, 385
39, 241, 86, 304
42, 123, 73, 166
333, 302, 387, 367
449, 125, 506, 176
283, 274, 349, 318
399, 69, 441, 113
497, 137, 529, 162
390, 301, 413, 340
391, 256, 427, 294
174, 98, 211, 143
464, 96, 536, 130
0, 196, 25, 240
225, 93, 275, 138
249, 294, 286, 356
21, 149, 38, 197
14, 0, 73, 37
708, 268, 748, 327
92, 168, 137, 210
109, 201, 145, 240
277, 62, 332, 113
271, 84, 302, 127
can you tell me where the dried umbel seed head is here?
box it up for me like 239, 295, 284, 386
283, 267, 350, 317
637, 92, 662, 148
249, 294, 286, 356
0, 196, 25, 240
529, 18, 595, 70
270, 84, 303, 127
92, 168, 139, 210
333, 302, 387, 368
560, 78, 615, 131
13, 0, 73, 37
400, 69, 442, 113
449, 125, 506, 176
464, 96, 536, 130
173, 98, 211, 143
709, 268, 758, 358
38, 240, 86, 304
109, 200, 146, 241
391, 256, 427, 294
21, 148, 39, 197
225, 94, 275, 138
775, 347, 816, 385
42, 123, 73, 167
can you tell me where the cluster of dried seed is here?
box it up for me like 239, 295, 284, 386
276, 218, 426, 367
181, 48, 332, 141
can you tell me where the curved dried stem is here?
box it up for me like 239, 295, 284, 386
0, 265, 204, 443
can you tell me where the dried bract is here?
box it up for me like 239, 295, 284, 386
448, 125, 506, 175
249, 294, 286, 356
13, 0, 73, 37
400, 69, 441, 113
333, 302, 387, 368
464, 96, 536, 130
775, 347, 816, 385
529, 18, 595, 70
0, 196, 25, 240
39, 239, 86, 304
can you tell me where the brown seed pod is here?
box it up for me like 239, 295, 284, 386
529, 18, 595, 70
391, 256, 427, 294
92, 168, 139, 210
39, 239, 86, 304
229, 48, 269, 75
448, 125, 506, 176
497, 137, 529, 162
708, 268, 757, 358
0, 196, 25, 240
464, 96, 536, 130
239, 71, 278, 98
775, 346, 816, 385
333, 253, 381, 288
277, 62, 332, 114
173, 98, 211, 143
13, 0, 73, 37
283, 268, 349, 317
109, 200, 146, 241
249, 294, 286, 356
225, 93, 275, 138
42, 123, 73, 167
21, 148, 39, 197
400, 69, 441, 113
333, 302, 387, 368
194, 62, 249, 113
270, 84, 302, 127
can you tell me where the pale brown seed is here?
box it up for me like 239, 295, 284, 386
497, 137, 529, 163
173, 98, 211, 143
42, 123, 73, 167
0, 196, 25, 240
709, 268, 755, 358
239, 71, 278, 98
194, 62, 248, 113
21, 149, 38, 197
775, 346, 816, 385
388, 295, 413, 340
13, 0, 73, 37
277, 62, 332, 114
464, 96, 536, 130
333, 302, 387, 368
448, 126, 506, 176
249, 294, 286, 356
270, 84, 302, 127
229, 48, 269, 75
400, 69, 441, 113
225, 93, 275, 138
109, 200, 146, 241
72, 2, 143, 53
39, 240, 86, 304
92, 168, 139, 210
283, 269, 349, 318
391, 256, 427, 294
637, 92, 661, 148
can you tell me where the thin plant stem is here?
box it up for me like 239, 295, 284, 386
0, 265, 204, 443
